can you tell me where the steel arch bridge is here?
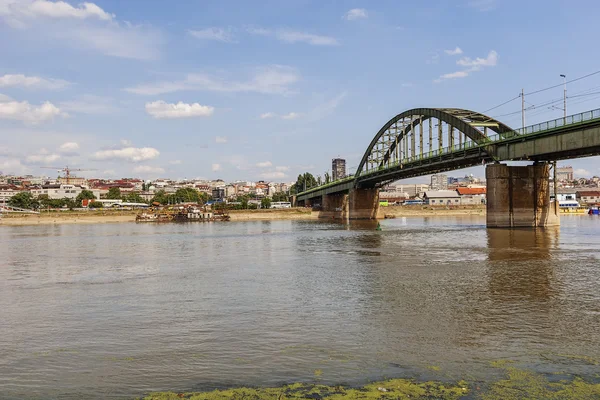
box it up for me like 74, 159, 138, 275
296, 106, 600, 201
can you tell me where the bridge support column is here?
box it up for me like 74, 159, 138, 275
486, 163, 560, 228
321, 193, 349, 219
348, 187, 380, 219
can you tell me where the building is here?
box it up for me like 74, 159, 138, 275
332, 158, 346, 181
553, 188, 578, 202
423, 190, 461, 206
576, 190, 600, 205
456, 187, 486, 205
0, 185, 23, 205
30, 184, 100, 200
388, 184, 429, 198
212, 187, 225, 200
557, 166, 574, 181
58, 176, 87, 186
430, 174, 448, 190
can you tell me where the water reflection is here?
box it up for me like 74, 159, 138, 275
487, 227, 560, 303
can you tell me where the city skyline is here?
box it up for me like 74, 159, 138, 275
2, 0, 600, 182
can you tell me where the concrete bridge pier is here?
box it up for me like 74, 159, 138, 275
322, 193, 348, 219
486, 163, 560, 228
348, 187, 380, 219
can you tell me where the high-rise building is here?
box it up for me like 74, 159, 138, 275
430, 174, 448, 190
557, 166, 574, 181
332, 158, 346, 181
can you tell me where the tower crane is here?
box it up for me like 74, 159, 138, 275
40, 166, 97, 184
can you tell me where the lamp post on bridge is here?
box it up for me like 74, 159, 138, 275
560, 74, 567, 121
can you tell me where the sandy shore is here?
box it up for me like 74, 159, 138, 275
0, 206, 488, 226
0, 213, 137, 226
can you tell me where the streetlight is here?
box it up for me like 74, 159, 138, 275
560, 74, 567, 119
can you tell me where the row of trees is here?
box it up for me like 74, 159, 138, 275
7, 192, 103, 210
7, 187, 293, 211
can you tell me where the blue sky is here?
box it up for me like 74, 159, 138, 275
1, 0, 600, 182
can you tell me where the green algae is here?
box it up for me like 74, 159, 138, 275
139, 367, 600, 400
481, 363, 600, 400
140, 378, 469, 399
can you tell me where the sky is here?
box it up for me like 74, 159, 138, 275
1, 0, 600, 183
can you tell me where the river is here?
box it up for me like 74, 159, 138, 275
1, 216, 599, 398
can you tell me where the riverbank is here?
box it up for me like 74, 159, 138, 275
0, 206, 488, 226
377, 205, 486, 218
0, 211, 137, 226
139, 363, 600, 399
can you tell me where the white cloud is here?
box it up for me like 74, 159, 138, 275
133, 165, 165, 175
260, 112, 276, 119
426, 52, 440, 65
0, 1, 162, 61
145, 100, 214, 119
435, 50, 498, 82
275, 166, 289, 172
457, 50, 498, 68
0, 74, 71, 90
259, 171, 286, 180
344, 8, 368, 20
275, 30, 338, 46
126, 65, 299, 96
211, 163, 221, 172
575, 168, 591, 177
102, 169, 116, 176
188, 27, 235, 43
0, 158, 28, 175
0, 93, 12, 102
59, 141, 79, 154
281, 112, 301, 120
444, 47, 463, 56
439, 70, 470, 80
468, 0, 496, 12
215, 136, 227, 143
25, 151, 60, 164
246, 26, 338, 46
308, 91, 347, 121
245, 26, 271, 36
169, 160, 182, 165
92, 147, 160, 162
0, 99, 66, 123
1, 0, 114, 23
256, 161, 273, 168
59, 95, 117, 114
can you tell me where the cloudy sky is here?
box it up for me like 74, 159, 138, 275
1, 0, 600, 182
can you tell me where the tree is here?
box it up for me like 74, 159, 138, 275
324, 172, 331, 184
124, 192, 145, 203
8, 192, 39, 210
151, 189, 168, 205
76, 189, 96, 204
261, 197, 272, 209
291, 172, 317, 194
106, 187, 121, 199
271, 192, 289, 202
89, 201, 104, 208
174, 187, 200, 204
236, 194, 250, 209
38, 195, 66, 209
63, 197, 78, 210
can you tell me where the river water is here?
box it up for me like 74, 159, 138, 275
1, 216, 599, 398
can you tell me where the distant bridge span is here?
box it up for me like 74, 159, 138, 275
296, 107, 600, 227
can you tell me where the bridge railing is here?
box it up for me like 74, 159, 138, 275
486, 107, 600, 142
